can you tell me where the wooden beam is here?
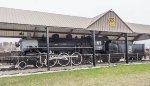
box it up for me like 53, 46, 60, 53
116, 33, 124, 40
33, 27, 37, 37
0, 28, 138, 37
90, 30, 93, 34
69, 29, 74, 33
132, 34, 143, 41
96, 31, 102, 35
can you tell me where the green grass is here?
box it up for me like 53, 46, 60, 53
0, 64, 150, 86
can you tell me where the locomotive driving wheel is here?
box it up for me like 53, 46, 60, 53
35, 60, 43, 68
44, 55, 58, 67
101, 57, 108, 63
58, 53, 70, 66
48, 57, 58, 67
71, 52, 82, 65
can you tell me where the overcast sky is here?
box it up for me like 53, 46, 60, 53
0, 0, 150, 47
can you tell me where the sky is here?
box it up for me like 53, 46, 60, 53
0, 0, 150, 47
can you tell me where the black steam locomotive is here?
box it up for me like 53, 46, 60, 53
14, 34, 145, 69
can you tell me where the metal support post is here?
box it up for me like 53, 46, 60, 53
148, 51, 150, 61
17, 57, 19, 70
71, 57, 72, 69
123, 53, 125, 60
92, 31, 96, 67
46, 27, 50, 70
137, 53, 139, 61
125, 33, 129, 64
108, 54, 111, 66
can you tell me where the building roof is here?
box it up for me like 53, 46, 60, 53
0, 7, 150, 32
127, 23, 150, 34
0, 7, 150, 40
0, 7, 90, 28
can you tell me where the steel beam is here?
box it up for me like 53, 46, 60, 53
124, 33, 129, 64
92, 31, 96, 67
46, 27, 50, 70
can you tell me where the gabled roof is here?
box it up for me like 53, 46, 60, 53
87, 10, 133, 33
0, 7, 150, 35
87, 10, 108, 27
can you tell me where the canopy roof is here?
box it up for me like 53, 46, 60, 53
0, 7, 150, 41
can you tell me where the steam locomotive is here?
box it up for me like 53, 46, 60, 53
13, 34, 145, 69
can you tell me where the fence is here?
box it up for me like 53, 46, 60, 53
0, 52, 150, 75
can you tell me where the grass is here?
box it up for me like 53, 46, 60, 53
0, 64, 150, 86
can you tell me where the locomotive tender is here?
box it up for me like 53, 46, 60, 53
14, 34, 145, 69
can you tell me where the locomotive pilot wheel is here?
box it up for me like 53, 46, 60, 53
58, 53, 70, 66
18, 61, 27, 70
71, 52, 82, 65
